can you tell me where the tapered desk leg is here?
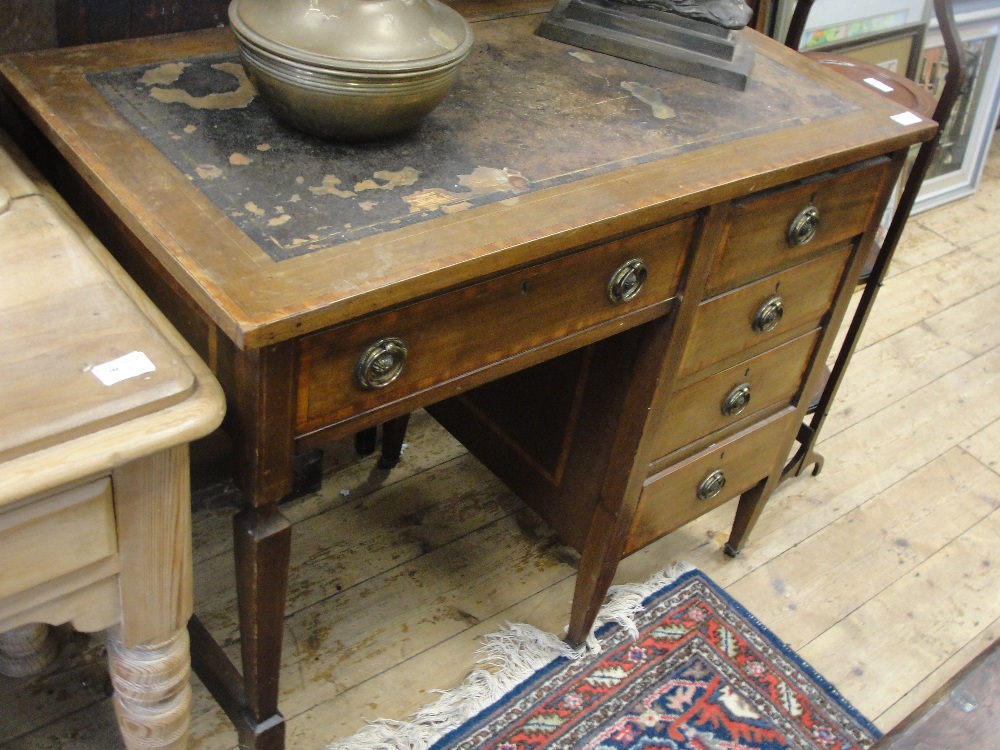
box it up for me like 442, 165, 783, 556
191, 506, 292, 750
234, 504, 292, 750
354, 414, 411, 468
195, 342, 296, 750
354, 427, 378, 456
379, 413, 411, 469
565, 311, 689, 647
569, 526, 628, 646
566, 206, 730, 643
725, 476, 772, 557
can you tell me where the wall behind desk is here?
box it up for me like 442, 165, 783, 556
0, 0, 229, 52
1, 0, 768, 55
2, 0, 515, 52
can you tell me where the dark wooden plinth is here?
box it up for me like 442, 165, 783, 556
875, 639, 1000, 749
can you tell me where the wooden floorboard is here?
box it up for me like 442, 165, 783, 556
2, 139, 998, 749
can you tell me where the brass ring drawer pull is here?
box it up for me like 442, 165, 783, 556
787, 204, 820, 247
721, 383, 751, 417
752, 295, 784, 333
355, 337, 407, 389
697, 469, 727, 501
607, 258, 648, 304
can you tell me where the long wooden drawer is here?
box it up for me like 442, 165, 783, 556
0, 479, 118, 602
297, 217, 694, 432
626, 408, 798, 555
650, 330, 819, 462
679, 244, 851, 378
706, 158, 890, 296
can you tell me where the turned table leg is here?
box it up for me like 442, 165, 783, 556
0, 623, 58, 677
111, 445, 195, 749
107, 626, 191, 749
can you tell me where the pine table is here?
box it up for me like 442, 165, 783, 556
0, 132, 225, 748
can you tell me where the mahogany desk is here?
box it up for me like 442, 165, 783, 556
0, 14, 934, 749
0, 131, 225, 748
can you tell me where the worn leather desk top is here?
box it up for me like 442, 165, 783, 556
87, 18, 851, 262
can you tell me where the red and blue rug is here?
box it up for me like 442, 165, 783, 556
327, 566, 881, 750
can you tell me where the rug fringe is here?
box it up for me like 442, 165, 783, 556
587, 561, 695, 648
323, 561, 695, 750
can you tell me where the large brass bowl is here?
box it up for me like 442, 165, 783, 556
229, 0, 473, 141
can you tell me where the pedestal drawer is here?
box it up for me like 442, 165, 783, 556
0, 479, 117, 601
626, 408, 798, 555
706, 158, 890, 296
297, 217, 694, 432
680, 244, 851, 378
650, 330, 820, 462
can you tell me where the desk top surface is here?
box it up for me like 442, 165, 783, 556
0, 14, 934, 348
0, 140, 195, 464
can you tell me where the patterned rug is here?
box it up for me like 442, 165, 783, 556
326, 566, 880, 750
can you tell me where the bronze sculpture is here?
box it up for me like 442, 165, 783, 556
616, 0, 752, 30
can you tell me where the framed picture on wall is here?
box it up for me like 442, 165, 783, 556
913, 4, 1000, 212
774, 0, 929, 51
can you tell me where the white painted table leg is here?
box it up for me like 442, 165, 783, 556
0, 623, 58, 677
107, 625, 191, 749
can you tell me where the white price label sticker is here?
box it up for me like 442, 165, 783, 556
92, 351, 157, 386
864, 77, 895, 93
891, 111, 923, 126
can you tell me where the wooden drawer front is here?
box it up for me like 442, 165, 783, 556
680, 244, 850, 378
706, 159, 890, 296
297, 218, 694, 431
650, 330, 819, 461
626, 408, 798, 555
0, 479, 118, 602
